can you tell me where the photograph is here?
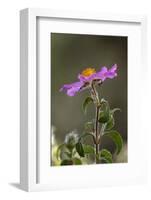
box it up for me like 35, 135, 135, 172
51, 32, 127, 166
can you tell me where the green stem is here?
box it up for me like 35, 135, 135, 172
95, 105, 100, 164
91, 83, 100, 164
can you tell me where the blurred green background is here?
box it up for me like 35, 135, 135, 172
51, 33, 127, 161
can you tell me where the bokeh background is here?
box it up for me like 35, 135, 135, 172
51, 33, 127, 163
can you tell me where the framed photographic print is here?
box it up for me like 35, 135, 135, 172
20, 8, 147, 191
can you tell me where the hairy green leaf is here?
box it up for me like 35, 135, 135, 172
83, 145, 95, 154
100, 98, 107, 104
65, 132, 79, 150
60, 151, 71, 160
106, 115, 115, 130
103, 130, 123, 154
99, 101, 110, 123
60, 160, 73, 166
84, 121, 94, 131
72, 157, 82, 165
76, 142, 85, 157
105, 108, 121, 130
99, 149, 113, 163
111, 108, 121, 115
82, 96, 93, 114
79, 132, 95, 143
56, 144, 66, 160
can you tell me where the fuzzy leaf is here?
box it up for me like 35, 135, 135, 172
99, 102, 110, 123
56, 144, 66, 160
100, 98, 107, 104
60, 151, 71, 160
72, 157, 82, 165
65, 132, 79, 150
60, 160, 73, 165
111, 108, 121, 115
82, 96, 93, 114
84, 121, 94, 131
79, 132, 95, 143
76, 142, 85, 157
105, 108, 121, 130
99, 149, 113, 163
83, 145, 95, 154
106, 115, 115, 130
103, 130, 123, 154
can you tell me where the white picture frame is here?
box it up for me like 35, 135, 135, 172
20, 8, 147, 191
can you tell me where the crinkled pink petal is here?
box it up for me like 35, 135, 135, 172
93, 66, 108, 81
60, 81, 84, 96
106, 64, 117, 79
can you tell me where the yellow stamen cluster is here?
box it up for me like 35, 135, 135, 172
81, 68, 96, 77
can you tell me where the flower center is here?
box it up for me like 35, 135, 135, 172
81, 68, 96, 77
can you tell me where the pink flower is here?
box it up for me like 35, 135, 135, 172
60, 64, 118, 96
